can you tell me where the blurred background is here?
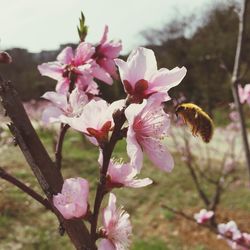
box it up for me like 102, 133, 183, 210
0, 0, 250, 249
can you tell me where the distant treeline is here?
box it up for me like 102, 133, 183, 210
0, 1, 250, 115
143, 1, 250, 114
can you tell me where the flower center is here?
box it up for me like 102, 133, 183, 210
124, 79, 149, 103
87, 121, 113, 144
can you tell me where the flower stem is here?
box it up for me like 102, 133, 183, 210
90, 108, 126, 248
55, 124, 69, 169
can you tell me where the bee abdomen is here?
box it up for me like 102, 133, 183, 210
176, 103, 214, 143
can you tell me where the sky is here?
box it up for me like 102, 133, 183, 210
0, 0, 228, 53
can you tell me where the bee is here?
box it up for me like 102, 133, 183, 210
175, 103, 214, 143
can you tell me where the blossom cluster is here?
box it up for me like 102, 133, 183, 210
38, 23, 187, 249
194, 210, 250, 250
218, 221, 250, 250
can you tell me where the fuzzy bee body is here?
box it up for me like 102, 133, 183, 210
175, 103, 214, 143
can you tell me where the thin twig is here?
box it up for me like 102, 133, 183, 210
55, 124, 69, 169
0, 78, 91, 250
162, 204, 250, 249
0, 167, 52, 210
183, 136, 210, 206
231, 0, 250, 180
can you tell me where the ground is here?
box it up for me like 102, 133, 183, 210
0, 125, 250, 250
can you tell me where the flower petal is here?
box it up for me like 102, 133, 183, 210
38, 62, 63, 80
100, 25, 109, 45
98, 58, 118, 79
127, 177, 153, 188
56, 78, 70, 94
57, 47, 74, 64
74, 42, 95, 66
98, 239, 115, 250
126, 127, 144, 172
42, 91, 67, 110
92, 64, 113, 85
101, 40, 122, 59
143, 138, 174, 172
42, 106, 64, 124
149, 66, 187, 92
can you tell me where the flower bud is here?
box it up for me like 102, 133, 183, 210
0, 52, 12, 64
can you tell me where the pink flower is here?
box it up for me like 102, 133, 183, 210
41, 88, 89, 124
217, 221, 245, 249
53, 177, 89, 220
115, 47, 187, 103
98, 153, 152, 189
194, 209, 214, 224
218, 221, 242, 241
125, 95, 174, 172
38, 42, 112, 94
98, 193, 132, 250
241, 233, 250, 249
38, 42, 97, 94
107, 160, 153, 189
238, 84, 250, 105
64, 99, 125, 145
93, 25, 122, 81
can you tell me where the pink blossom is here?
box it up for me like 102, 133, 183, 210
98, 193, 132, 250
125, 95, 174, 172
115, 47, 187, 103
241, 233, 250, 249
41, 88, 89, 124
98, 153, 152, 189
53, 178, 89, 220
64, 99, 125, 145
38, 42, 112, 94
238, 84, 250, 105
93, 25, 122, 81
194, 209, 214, 224
218, 221, 242, 241
38, 43, 97, 94
223, 234, 250, 250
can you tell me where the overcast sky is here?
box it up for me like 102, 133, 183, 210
0, 0, 231, 53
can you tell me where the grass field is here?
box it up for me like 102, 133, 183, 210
0, 125, 250, 250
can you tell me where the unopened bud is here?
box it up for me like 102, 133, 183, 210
77, 11, 88, 42
0, 52, 12, 64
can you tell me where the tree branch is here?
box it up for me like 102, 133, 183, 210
0, 166, 52, 210
162, 204, 250, 249
231, 0, 250, 180
0, 78, 91, 250
183, 137, 210, 206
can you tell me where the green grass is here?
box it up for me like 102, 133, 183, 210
0, 128, 249, 249
132, 239, 169, 250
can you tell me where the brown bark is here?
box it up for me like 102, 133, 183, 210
0, 78, 91, 250
231, 0, 250, 179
